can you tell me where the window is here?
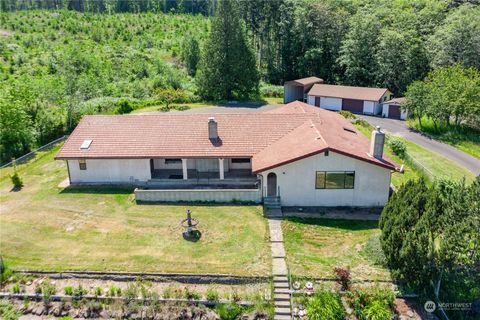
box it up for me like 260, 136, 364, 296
315, 171, 355, 189
165, 158, 182, 164
79, 159, 87, 170
231, 158, 251, 163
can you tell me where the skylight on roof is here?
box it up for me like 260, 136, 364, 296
80, 139, 93, 150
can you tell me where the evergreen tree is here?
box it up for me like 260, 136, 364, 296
338, 12, 381, 87
181, 36, 200, 77
196, 0, 259, 100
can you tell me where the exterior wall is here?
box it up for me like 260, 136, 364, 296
284, 85, 304, 103
382, 104, 408, 120
307, 95, 315, 106
258, 151, 391, 207
68, 159, 151, 184
135, 188, 262, 203
307, 96, 342, 111
363, 101, 375, 114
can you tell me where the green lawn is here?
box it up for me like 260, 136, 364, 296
0, 145, 270, 275
283, 218, 389, 281
354, 121, 475, 185
354, 122, 423, 188
408, 118, 480, 159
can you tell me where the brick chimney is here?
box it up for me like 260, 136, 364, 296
370, 126, 385, 159
208, 117, 218, 140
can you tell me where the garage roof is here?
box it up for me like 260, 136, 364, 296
384, 97, 406, 105
308, 84, 389, 101
284, 76, 324, 86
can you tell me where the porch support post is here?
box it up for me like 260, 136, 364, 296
182, 159, 188, 180
219, 158, 224, 180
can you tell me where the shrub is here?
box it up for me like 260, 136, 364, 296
108, 286, 121, 297
333, 267, 351, 291
41, 281, 57, 303
206, 287, 219, 301
387, 138, 407, 159
346, 286, 395, 320
12, 283, 21, 294
306, 290, 345, 320
0, 258, 13, 284
124, 283, 139, 301
73, 285, 86, 298
339, 110, 356, 119
0, 300, 21, 320
9, 160, 23, 189
10, 172, 23, 189
184, 287, 201, 300
215, 303, 244, 320
64, 286, 73, 295
259, 83, 283, 98
363, 300, 392, 320
162, 285, 173, 299
115, 100, 134, 114
94, 287, 102, 296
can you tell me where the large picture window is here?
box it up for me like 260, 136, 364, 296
315, 171, 355, 189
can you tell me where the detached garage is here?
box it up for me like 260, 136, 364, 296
382, 98, 408, 120
307, 84, 391, 115
284, 77, 324, 103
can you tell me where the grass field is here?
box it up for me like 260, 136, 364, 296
354, 121, 475, 185
408, 118, 480, 159
0, 145, 270, 275
283, 217, 389, 281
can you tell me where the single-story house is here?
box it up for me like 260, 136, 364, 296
305, 83, 392, 115
382, 97, 408, 120
283, 76, 324, 103
56, 101, 399, 207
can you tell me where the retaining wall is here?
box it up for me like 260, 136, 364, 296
135, 188, 262, 203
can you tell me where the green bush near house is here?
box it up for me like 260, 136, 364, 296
387, 138, 407, 159
306, 289, 345, 320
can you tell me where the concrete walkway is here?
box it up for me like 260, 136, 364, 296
267, 209, 292, 320
359, 115, 480, 175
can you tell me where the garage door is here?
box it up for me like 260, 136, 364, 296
388, 105, 401, 119
342, 99, 363, 113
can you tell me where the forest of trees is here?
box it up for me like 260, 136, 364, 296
1, 0, 479, 163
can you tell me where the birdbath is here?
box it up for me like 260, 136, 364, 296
181, 209, 199, 240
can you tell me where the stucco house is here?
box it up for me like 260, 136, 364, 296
306, 84, 392, 115
56, 101, 399, 207
382, 97, 408, 120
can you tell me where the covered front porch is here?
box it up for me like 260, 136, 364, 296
148, 158, 259, 189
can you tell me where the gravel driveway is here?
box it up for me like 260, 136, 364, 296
358, 115, 480, 175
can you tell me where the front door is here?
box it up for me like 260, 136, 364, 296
267, 173, 277, 197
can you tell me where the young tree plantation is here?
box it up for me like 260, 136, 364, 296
1, 0, 479, 163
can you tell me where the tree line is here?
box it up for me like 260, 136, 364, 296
1, 0, 479, 163
1, 0, 216, 15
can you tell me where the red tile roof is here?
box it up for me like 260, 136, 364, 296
308, 84, 389, 101
56, 102, 397, 172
